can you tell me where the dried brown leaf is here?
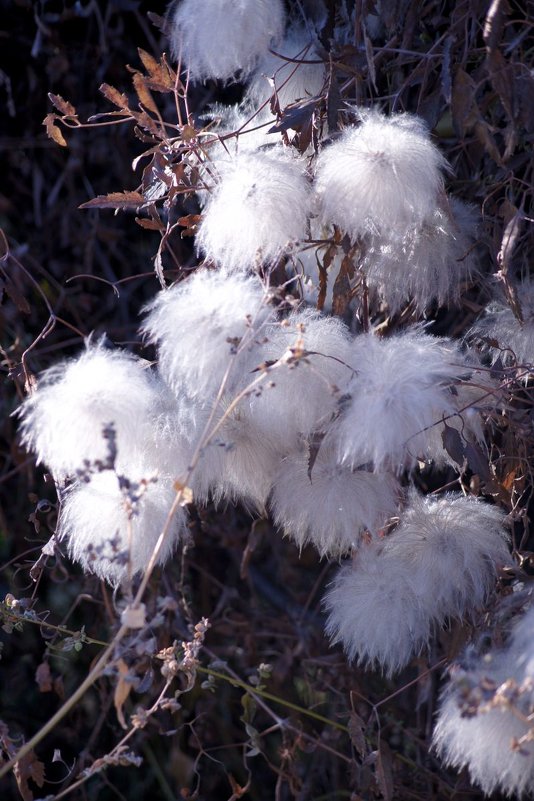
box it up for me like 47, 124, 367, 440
35, 662, 52, 693
79, 191, 145, 210
114, 659, 133, 730
99, 82, 130, 111
48, 93, 76, 117
13, 751, 45, 801
132, 72, 159, 114
135, 217, 163, 231
348, 711, 367, 758
43, 114, 67, 147
375, 743, 394, 801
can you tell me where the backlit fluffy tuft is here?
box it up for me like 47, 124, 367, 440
325, 492, 509, 674
243, 307, 353, 451
470, 279, 534, 375
324, 546, 431, 675
142, 270, 275, 401
18, 344, 162, 480
58, 467, 187, 585
196, 149, 311, 271
329, 329, 494, 472
169, 0, 285, 82
245, 27, 326, 110
314, 110, 448, 239
270, 443, 399, 557
363, 198, 480, 315
385, 491, 510, 621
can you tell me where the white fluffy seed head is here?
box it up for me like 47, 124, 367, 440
196, 149, 311, 271
329, 329, 492, 473
324, 492, 509, 675
17, 343, 162, 481
245, 26, 326, 110
324, 547, 432, 675
433, 617, 534, 799
314, 110, 448, 239
385, 491, 511, 621
169, 0, 286, 82
270, 442, 400, 558
242, 307, 353, 451
470, 279, 534, 375
363, 197, 480, 315
142, 270, 275, 401
58, 467, 187, 585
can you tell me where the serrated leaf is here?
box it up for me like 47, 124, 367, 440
43, 114, 67, 147
132, 72, 158, 114
48, 93, 76, 117
79, 191, 145, 210
99, 82, 130, 110
135, 217, 163, 231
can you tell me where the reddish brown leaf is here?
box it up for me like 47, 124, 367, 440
114, 659, 133, 730
35, 662, 52, 693
79, 191, 145, 210
138, 49, 176, 91
135, 217, 163, 231
43, 114, 67, 147
13, 750, 45, 801
48, 93, 76, 117
99, 82, 130, 111
132, 72, 159, 114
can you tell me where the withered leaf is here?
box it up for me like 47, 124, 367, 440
99, 82, 130, 111
135, 217, 163, 231
43, 114, 67, 147
79, 191, 145, 211
132, 72, 159, 114
114, 659, 133, 730
375, 743, 394, 801
348, 711, 367, 758
48, 93, 76, 117
138, 49, 175, 91
35, 662, 52, 693
13, 750, 45, 801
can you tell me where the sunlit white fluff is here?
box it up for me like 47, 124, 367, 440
243, 307, 353, 451
363, 198, 480, 315
190, 400, 283, 511
196, 149, 311, 271
58, 466, 187, 585
434, 608, 534, 797
314, 110, 448, 239
245, 27, 326, 110
18, 344, 163, 481
470, 279, 534, 375
169, 0, 285, 82
329, 329, 494, 473
324, 546, 431, 675
325, 492, 509, 674
142, 270, 275, 401
385, 491, 510, 622
270, 443, 400, 557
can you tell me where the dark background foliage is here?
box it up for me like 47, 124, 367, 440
0, 1, 532, 799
